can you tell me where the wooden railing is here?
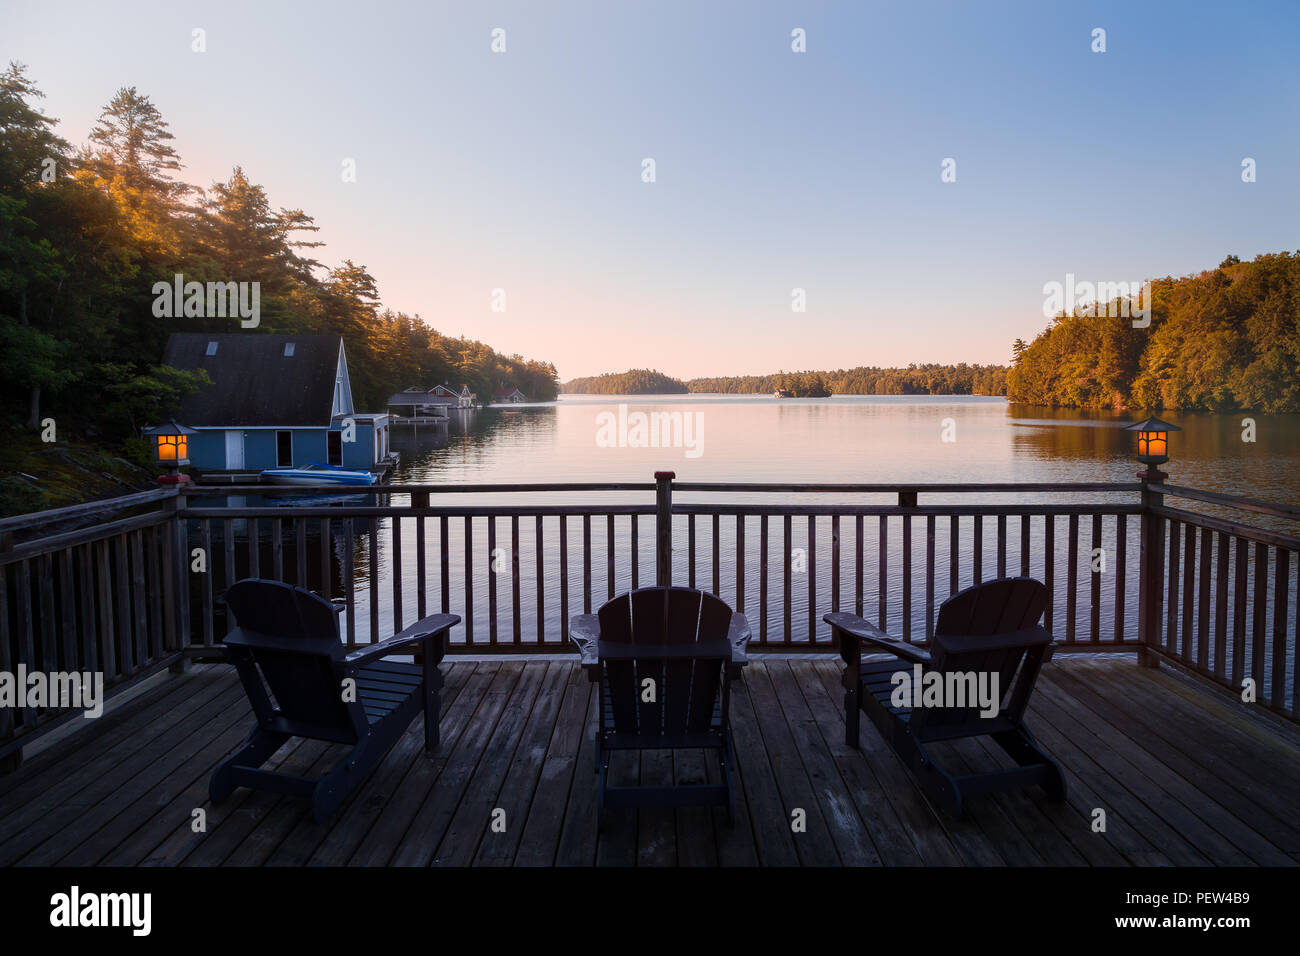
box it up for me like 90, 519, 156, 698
1140, 482, 1298, 722
1, 473, 1297, 766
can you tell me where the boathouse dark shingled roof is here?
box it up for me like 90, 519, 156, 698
162, 333, 343, 427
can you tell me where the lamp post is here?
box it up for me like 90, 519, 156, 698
143, 420, 197, 484
1124, 415, 1181, 481
1126, 415, 1180, 669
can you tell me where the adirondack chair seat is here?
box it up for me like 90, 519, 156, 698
826, 577, 1066, 818
571, 586, 751, 824
210, 579, 460, 822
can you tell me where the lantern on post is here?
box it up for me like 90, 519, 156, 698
143, 420, 197, 484
1124, 416, 1180, 480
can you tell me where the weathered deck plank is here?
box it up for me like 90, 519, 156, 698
2, 656, 1298, 867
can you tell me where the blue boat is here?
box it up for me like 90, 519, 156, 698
259, 462, 379, 486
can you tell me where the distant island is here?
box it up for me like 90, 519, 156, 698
563, 369, 690, 394
563, 365, 1007, 397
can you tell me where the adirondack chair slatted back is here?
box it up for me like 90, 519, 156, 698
597, 587, 730, 736
224, 579, 363, 743
916, 577, 1049, 736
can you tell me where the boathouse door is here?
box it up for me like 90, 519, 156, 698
225, 430, 245, 469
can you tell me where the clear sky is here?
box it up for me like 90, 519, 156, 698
5, 0, 1298, 380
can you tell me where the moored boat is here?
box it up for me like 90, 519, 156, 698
259, 462, 379, 486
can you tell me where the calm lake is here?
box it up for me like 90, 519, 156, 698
196, 395, 1298, 699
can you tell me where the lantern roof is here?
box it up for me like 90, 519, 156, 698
1123, 416, 1181, 433
143, 419, 198, 437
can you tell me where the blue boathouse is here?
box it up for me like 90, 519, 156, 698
161, 333, 392, 475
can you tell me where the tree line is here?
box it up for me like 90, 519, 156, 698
1006, 253, 1300, 412
0, 63, 559, 456
562, 369, 690, 394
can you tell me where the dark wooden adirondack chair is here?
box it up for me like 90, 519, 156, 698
570, 586, 751, 824
825, 576, 1065, 818
210, 579, 460, 822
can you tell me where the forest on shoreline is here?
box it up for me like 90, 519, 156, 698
563, 364, 1008, 397
0, 64, 559, 498
1007, 253, 1300, 412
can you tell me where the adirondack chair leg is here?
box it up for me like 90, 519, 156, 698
844, 688, 860, 748
210, 728, 289, 804
422, 635, 443, 754
992, 728, 1067, 803
909, 739, 964, 819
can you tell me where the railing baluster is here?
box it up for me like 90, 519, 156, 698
630, 514, 639, 590
488, 516, 499, 645
1043, 516, 1054, 635
145, 529, 163, 660
737, 515, 746, 614
688, 514, 696, 589
759, 515, 769, 644
608, 515, 616, 601
1271, 548, 1289, 710
949, 515, 959, 595
295, 517, 307, 588
319, 520, 330, 600
59, 547, 78, 668
1089, 514, 1101, 643
583, 514, 592, 614
536, 515, 545, 644
997, 514, 1007, 578
321, 517, 332, 602
559, 516, 569, 646
902, 513, 912, 643
807, 515, 817, 643
16, 561, 36, 719
973, 514, 983, 585
344, 519, 356, 645
38, 552, 57, 675
1181, 525, 1196, 663
855, 514, 864, 618
1231, 536, 1247, 687
440, 516, 450, 614
1065, 514, 1078, 644
1165, 519, 1181, 654
370, 516, 381, 644
1020, 514, 1031, 577
1114, 514, 1126, 643
271, 518, 283, 581
414, 515, 424, 618
248, 516, 259, 578
78, 545, 97, 670
463, 516, 474, 646
391, 514, 403, 631
711, 514, 720, 597
829, 515, 839, 617
1196, 528, 1211, 671
0, 570, 10, 738
95, 541, 114, 679
878, 516, 888, 630
113, 537, 132, 674
1251, 542, 1267, 699
926, 515, 936, 640
200, 520, 214, 646
783, 514, 792, 645
131, 532, 147, 668
1214, 530, 1228, 677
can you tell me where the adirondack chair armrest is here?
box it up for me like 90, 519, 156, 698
570, 613, 601, 679
823, 611, 931, 665
343, 613, 460, 667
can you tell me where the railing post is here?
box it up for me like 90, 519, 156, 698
655, 471, 675, 587
1137, 468, 1166, 668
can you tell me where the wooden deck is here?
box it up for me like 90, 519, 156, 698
2, 656, 1298, 867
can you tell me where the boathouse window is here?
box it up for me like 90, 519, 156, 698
283, 342, 295, 357
205, 341, 218, 356
276, 431, 293, 467
327, 431, 343, 466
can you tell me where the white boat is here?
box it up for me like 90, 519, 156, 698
259, 463, 379, 486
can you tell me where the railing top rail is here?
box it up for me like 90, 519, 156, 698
181, 482, 657, 495
672, 481, 1144, 494
0, 486, 178, 534
180, 505, 658, 519
1151, 504, 1300, 552
1149, 483, 1300, 522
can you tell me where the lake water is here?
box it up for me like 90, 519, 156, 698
196, 396, 1298, 704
